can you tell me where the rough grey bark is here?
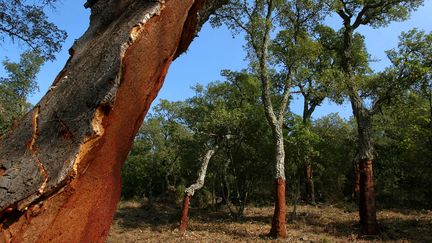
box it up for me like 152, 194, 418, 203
178, 144, 218, 235
1, 0, 163, 213
0, 0, 227, 241
185, 145, 219, 197
338, 8, 378, 236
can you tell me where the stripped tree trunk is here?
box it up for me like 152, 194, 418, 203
0, 0, 226, 242
268, 128, 287, 238
179, 145, 218, 235
359, 158, 378, 235
341, 23, 379, 235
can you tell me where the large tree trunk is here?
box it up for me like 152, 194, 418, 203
353, 109, 379, 235
341, 18, 378, 237
268, 132, 287, 238
0, 0, 225, 242
179, 145, 218, 235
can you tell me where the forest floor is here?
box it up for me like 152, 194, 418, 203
107, 200, 432, 243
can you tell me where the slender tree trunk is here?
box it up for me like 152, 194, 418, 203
179, 145, 218, 235
341, 16, 378, 237
0, 0, 226, 241
305, 163, 315, 204
179, 194, 190, 235
268, 130, 287, 238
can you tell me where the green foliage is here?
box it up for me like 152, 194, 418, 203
329, 0, 423, 28
0, 0, 67, 60
0, 50, 44, 134
121, 1, 432, 211
373, 92, 432, 208
312, 114, 356, 201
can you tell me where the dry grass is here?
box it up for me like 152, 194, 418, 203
108, 200, 432, 243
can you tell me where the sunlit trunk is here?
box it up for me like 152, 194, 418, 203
269, 178, 287, 238
0, 0, 227, 241
359, 158, 379, 235
179, 194, 190, 236
355, 112, 379, 235
269, 132, 287, 238
178, 145, 218, 235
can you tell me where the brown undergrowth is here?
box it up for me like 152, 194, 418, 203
108, 200, 432, 243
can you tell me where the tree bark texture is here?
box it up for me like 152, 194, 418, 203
341, 22, 379, 236
0, 0, 225, 242
267, 130, 287, 238
354, 111, 379, 235
178, 194, 190, 236
359, 159, 379, 235
184, 146, 218, 197
179, 145, 218, 234
274, 130, 286, 180
269, 178, 287, 238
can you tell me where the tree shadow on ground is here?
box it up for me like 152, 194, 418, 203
286, 211, 432, 242
113, 203, 179, 231
113, 203, 432, 242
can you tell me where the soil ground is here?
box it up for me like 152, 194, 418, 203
108, 200, 432, 243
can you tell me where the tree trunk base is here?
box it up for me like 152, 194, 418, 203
353, 159, 360, 203
179, 194, 190, 236
268, 178, 287, 238
359, 159, 379, 235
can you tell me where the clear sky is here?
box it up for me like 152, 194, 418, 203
1, 0, 431, 120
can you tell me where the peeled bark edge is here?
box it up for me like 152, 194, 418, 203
0, 0, 227, 241
268, 178, 287, 238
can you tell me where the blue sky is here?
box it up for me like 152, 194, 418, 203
1, 0, 431, 120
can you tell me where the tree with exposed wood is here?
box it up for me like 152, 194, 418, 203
179, 141, 219, 235
0, 0, 227, 241
328, 0, 424, 235
272, 22, 341, 204
212, 0, 327, 237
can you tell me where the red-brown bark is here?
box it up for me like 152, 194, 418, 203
0, 0, 223, 241
359, 159, 379, 235
179, 194, 191, 236
268, 178, 287, 238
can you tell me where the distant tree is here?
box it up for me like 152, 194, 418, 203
329, 0, 424, 235
373, 29, 432, 209
272, 23, 341, 204
121, 100, 191, 199
0, 50, 44, 134
0, 0, 67, 61
179, 138, 220, 235
212, 0, 327, 237
177, 70, 274, 233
